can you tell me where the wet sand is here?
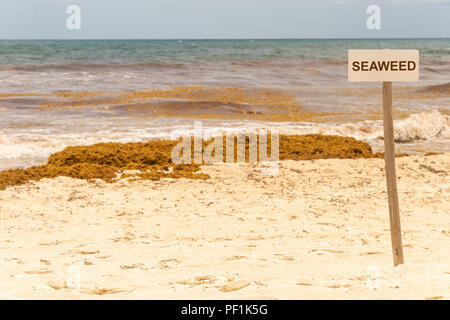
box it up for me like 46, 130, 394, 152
0, 154, 448, 299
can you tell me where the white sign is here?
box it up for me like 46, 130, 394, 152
348, 49, 419, 82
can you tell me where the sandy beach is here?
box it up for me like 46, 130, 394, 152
0, 154, 448, 300
0, 1, 449, 306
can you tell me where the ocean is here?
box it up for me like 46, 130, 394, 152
0, 39, 449, 169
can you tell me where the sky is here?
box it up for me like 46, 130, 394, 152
0, 0, 449, 39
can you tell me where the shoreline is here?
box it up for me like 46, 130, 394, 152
1, 85, 448, 170
0, 154, 448, 299
0, 134, 380, 191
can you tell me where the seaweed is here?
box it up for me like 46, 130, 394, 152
0, 134, 379, 190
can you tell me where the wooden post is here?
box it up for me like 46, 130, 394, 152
382, 81, 404, 266
349, 50, 418, 266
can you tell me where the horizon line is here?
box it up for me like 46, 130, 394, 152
0, 37, 449, 41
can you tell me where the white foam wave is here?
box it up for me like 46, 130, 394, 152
286, 110, 450, 143
394, 110, 450, 142
0, 111, 448, 169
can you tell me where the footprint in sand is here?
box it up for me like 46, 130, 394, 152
40, 259, 52, 266
273, 253, 296, 261
177, 275, 216, 286
176, 274, 251, 293
39, 240, 62, 246
359, 251, 383, 256
47, 280, 67, 290
296, 282, 313, 287
311, 249, 344, 255
120, 263, 148, 270
24, 268, 53, 275
4, 257, 24, 264
79, 287, 130, 296
62, 249, 100, 255
158, 259, 180, 269
47, 279, 131, 296
253, 281, 267, 287
47, 268, 83, 291
327, 283, 351, 289
94, 254, 111, 260
218, 280, 250, 292
225, 255, 248, 261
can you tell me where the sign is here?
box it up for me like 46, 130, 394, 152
348, 49, 419, 82
348, 49, 420, 266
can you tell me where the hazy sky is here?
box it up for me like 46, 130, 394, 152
0, 0, 449, 39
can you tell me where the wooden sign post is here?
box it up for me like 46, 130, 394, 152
348, 49, 419, 266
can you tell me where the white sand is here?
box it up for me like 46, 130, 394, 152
0, 154, 449, 299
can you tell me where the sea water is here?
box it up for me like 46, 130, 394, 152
0, 39, 449, 169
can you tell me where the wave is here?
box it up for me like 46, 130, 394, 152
422, 66, 447, 74
417, 82, 450, 93
1, 61, 186, 72
0, 111, 448, 169
231, 58, 347, 68
394, 110, 450, 142
423, 48, 450, 56
308, 110, 449, 143
0, 126, 192, 162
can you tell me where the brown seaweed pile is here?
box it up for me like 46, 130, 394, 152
42, 87, 300, 108
0, 134, 379, 190
278, 135, 377, 161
